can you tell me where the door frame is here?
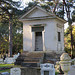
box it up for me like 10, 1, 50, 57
31, 25, 46, 52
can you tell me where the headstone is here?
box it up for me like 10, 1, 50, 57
1, 72, 10, 75
40, 63, 55, 75
0, 58, 3, 64
4, 57, 15, 64
10, 68, 21, 75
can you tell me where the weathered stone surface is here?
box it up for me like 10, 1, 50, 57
21, 67, 41, 75
10, 68, 21, 75
40, 63, 55, 75
68, 66, 75, 75
21, 6, 65, 52
60, 53, 71, 61
59, 53, 71, 75
15, 51, 62, 67
15, 51, 44, 66
21, 62, 38, 67
4, 57, 15, 64
0, 72, 10, 75
0, 58, 3, 64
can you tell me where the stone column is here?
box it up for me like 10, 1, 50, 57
59, 53, 71, 75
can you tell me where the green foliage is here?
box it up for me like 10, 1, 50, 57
64, 26, 75, 58
55, 72, 59, 75
0, 21, 9, 53
0, 0, 75, 55
0, 0, 23, 56
0, 64, 13, 73
65, 47, 75, 58
0, 17, 23, 54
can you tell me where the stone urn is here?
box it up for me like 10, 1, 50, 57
59, 53, 71, 75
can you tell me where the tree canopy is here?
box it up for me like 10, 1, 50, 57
0, 0, 23, 56
0, 0, 75, 57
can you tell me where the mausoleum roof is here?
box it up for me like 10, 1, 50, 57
20, 5, 66, 23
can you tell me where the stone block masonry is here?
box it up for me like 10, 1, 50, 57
21, 67, 41, 75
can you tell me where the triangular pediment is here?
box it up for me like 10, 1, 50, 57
20, 6, 55, 19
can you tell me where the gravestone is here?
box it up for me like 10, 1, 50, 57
4, 57, 15, 64
10, 68, 21, 75
40, 63, 55, 75
1, 72, 10, 75
0, 58, 3, 64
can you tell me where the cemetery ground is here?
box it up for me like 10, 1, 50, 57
0, 63, 59, 75
0, 64, 21, 73
0, 53, 75, 75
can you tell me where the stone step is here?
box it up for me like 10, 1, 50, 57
15, 52, 44, 66
20, 52, 44, 58
15, 60, 24, 65
21, 62, 39, 67
24, 59, 40, 62
15, 51, 61, 66
44, 52, 61, 59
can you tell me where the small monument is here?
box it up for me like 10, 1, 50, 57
0, 58, 3, 64
4, 57, 15, 64
1, 72, 10, 75
10, 68, 21, 75
40, 63, 55, 75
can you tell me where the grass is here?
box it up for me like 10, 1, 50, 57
0, 64, 21, 73
0, 69, 10, 73
0, 64, 14, 67
55, 72, 59, 75
0, 64, 14, 73
0, 64, 59, 74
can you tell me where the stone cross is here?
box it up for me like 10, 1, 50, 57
10, 68, 21, 75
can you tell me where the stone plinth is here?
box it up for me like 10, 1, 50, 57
21, 67, 41, 75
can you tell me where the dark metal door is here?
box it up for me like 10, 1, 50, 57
35, 32, 43, 51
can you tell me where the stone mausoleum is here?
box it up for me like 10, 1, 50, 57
15, 6, 66, 67
20, 6, 66, 52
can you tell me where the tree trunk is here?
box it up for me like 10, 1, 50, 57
70, 25, 73, 58
63, 0, 74, 58
8, 16, 12, 57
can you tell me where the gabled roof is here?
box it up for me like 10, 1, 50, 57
20, 6, 66, 23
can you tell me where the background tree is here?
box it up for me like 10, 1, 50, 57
0, 0, 75, 58
0, 0, 22, 57
64, 25, 75, 58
